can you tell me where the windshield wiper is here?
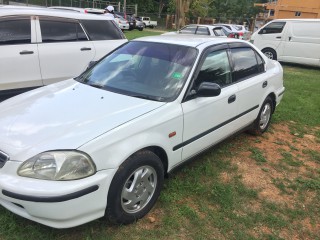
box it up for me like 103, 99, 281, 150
88, 83, 105, 89
131, 94, 164, 102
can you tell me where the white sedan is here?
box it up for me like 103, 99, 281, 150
163, 24, 228, 37
0, 35, 285, 228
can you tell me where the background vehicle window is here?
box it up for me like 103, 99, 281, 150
40, 19, 87, 42
180, 26, 196, 34
231, 48, 260, 81
213, 28, 225, 36
195, 49, 231, 88
0, 19, 31, 45
261, 22, 286, 34
195, 27, 209, 35
80, 20, 124, 40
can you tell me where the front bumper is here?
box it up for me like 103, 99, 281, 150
0, 161, 117, 228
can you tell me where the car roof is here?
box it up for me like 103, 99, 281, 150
133, 34, 244, 48
0, 5, 113, 20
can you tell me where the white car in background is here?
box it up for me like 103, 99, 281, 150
0, 35, 284, 228
0, 6, 127, 101
215, 24, 251, 40
114, 14, 130, 30
163, 24, 227, 37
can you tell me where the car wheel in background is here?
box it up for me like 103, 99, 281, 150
106, 150, 164, 224
262, 48, 277, 60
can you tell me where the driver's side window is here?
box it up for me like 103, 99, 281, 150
195, 49, 231, 89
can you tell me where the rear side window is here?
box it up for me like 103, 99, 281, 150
80, 20, 125, 40
0, 18, 31, 45
261, 22, 286, 34
40, 19, 87, 42
180, 26, 196, 34
231, 48, 261, 81
195, 27, 209, 35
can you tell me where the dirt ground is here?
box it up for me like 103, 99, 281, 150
228, 123, 320, 239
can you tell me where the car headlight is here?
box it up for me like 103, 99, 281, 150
18, 151, 96, 181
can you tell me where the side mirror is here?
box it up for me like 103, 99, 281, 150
197, 82, 221, 97
258, 29, 265, 34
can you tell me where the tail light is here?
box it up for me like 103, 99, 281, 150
84, 9, 88, 13
227, 33, 235, 38
239, 32, 244, 36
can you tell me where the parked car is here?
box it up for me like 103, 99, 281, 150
127, 15, 144, 31
134, 18, 144, 31
136, 16, 157, 28
0, 6, 127, 101
162, 24, 227, 37
250, 19, 320, 67
0, 35, 284, 228
114, 14, 130, 30
115, 12, 143, 31
215, 24, 251, 40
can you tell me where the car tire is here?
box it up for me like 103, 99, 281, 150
262, 48, 277, 60
106, 150, 164, 224
139, 28, 143, 31
249, 96, 273, 135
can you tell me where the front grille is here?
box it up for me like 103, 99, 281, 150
0, 150, 9, 168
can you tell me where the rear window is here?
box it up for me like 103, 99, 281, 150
80, 20, 125, 40
40, 19, 87, 42
231, 48, 261, 81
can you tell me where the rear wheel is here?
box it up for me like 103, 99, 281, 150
249, 96, 273, 135
106, 150, 164, 224
262, 48, 277, 60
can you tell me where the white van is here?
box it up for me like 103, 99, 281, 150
250, 19, 320, 67
0, 6, 127, 101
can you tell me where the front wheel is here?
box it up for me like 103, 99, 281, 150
262, 48, 277, 60
249, 96, 273, 135
106, 150, 164, 224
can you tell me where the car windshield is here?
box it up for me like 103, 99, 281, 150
78, 41, 198, 102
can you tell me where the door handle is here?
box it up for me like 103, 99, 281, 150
228, 94, 236, 104
81, 47, 92, 51
20, 50, 34, 55
262, 81, 268, 88
276, 36, 281, 39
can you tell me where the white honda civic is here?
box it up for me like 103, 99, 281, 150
0, 35, 284, 228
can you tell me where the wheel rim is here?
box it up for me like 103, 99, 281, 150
264, 51, 274, 59
259, 103, 271, 130
121, 166, 157, 213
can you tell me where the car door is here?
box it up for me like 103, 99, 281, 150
0, 16, 42, 93
254, 21, 287, 55
180, 45, 239, 160
229, 44, 269, 127
36, 16, 95, 85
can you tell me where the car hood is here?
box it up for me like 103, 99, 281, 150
0, 80, 165, 161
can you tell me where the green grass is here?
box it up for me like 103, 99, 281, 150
273, 65, 320, 136
0, 31, 319, 239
